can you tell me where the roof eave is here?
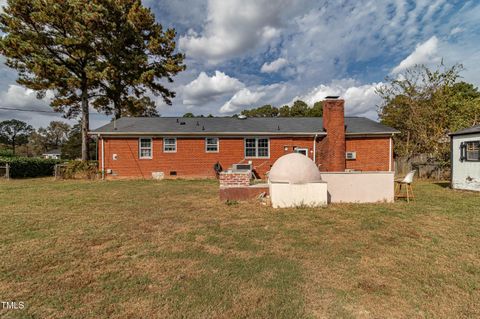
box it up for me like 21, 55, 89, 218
345, 131, 399, 136
449, 131, 480, 137
88, 131, 328, 136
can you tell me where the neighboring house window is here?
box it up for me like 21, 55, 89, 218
163, 138, 177, 152
205, 137, 219, 152
466, 141, 480, 161
139, 138, 152, 159
245, 138, 269, 158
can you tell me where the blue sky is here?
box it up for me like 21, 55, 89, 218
1, 0, 480, 128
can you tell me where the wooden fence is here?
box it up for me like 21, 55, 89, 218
395, 155, 450, 180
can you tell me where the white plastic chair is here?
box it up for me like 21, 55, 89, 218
395, 170, 415, 202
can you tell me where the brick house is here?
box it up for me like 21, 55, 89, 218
90, 98, 398, 179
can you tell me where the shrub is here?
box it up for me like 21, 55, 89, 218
0, 157, 61, 178
57, 160, 98, 180
0, 149, 15, 157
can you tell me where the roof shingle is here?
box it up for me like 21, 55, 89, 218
450, 124, 480, 136
91, 117, 399, 135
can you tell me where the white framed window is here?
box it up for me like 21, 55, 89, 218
163, 137, 177, 152
295, 147, 308, 156
205, 137, 219, 152
139, 138, 152, 159
245, 137, 269, 158
466, 141, 480, 161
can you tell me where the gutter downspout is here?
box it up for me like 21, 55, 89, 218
313, 134, 318, 163
389, 137, 393, 172
101, 135, 105, 180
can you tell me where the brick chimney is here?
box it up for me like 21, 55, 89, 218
320, 97, 346, 171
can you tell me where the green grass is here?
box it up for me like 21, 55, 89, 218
0, 179, 479, 318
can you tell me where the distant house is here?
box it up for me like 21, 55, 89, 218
42, 149, 61, 160
450, 125, 480, 191
89, 97, 399, 179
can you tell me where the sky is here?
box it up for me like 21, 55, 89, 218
0, 0, 479, 129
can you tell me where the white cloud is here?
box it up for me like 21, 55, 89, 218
179, 0, 286, 63
296, 79, 383, 118
0, 85, 50, 109
182, 71, 244, 105
0, 84, 112, 128
391, 36, 441, 73
220, 88, 265, 113
261, 58, 288, 73
220, 84, 289, 114
450, 27, 464, 36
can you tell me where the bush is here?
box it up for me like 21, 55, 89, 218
0, 157, 61, 178
0, 149, 15, 157
57, 160, 98, 180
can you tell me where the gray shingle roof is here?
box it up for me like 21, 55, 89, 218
450, 124, 480, 136
90, 117, 399, 136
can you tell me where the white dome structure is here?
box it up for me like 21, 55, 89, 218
268, 153, 322, 184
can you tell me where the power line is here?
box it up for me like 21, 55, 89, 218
0, 106, 107, 116
0, 106, 57, 113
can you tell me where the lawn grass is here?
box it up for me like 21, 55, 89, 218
0, 178, 479, 318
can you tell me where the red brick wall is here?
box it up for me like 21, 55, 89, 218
346, 137, 392, 171
98, 135, 392, 179
319, 99, 346, 171
99, 136, 316, 179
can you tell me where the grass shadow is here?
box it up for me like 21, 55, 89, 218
433, 182, 450, 189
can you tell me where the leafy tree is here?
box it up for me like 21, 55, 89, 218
0, 119, 33, 155
0, 0, 104, 160
61, 124, 96, 160
40, 121, 71, 149
241, 105, 279, 117
279, 105, 290, 117
92, 0, 185, 119
0, 0, 183, 161
308, 101, 323, 117
183, 112, 195, 118
376, 62, 479, 163
290, 100, 309, 116
119, 97, 160, 117
242, 100, 323, 117
448, 82, 480, 131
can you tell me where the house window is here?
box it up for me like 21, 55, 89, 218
163, 138, 177, 152
466, 141, 480, 161
295, 148, 308, 156
139, 138, 152, 159
205, 137, 219, 152
245, 138, 269, 158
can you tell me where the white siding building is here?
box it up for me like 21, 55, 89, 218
451, 125, 480, 191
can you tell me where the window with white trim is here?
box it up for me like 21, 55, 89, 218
466, 141, 480, 161
139, 138, 152, 159
245, 138, 269, 158
205, 137, 219, 152
163, 138, 177, 152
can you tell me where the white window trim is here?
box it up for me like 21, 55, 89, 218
205, 137, 219, 153
466, 140, 480, 161
295, 147, 309, 157
163, 137, 177, 153
139, 137, 153, 159
244, 137, 270, 159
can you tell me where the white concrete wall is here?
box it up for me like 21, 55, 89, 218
452, 134, 480, 191
270, 182, 328, 208
320, 172, 395, 203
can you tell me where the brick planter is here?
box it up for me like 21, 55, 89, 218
219, 171, 251, 188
